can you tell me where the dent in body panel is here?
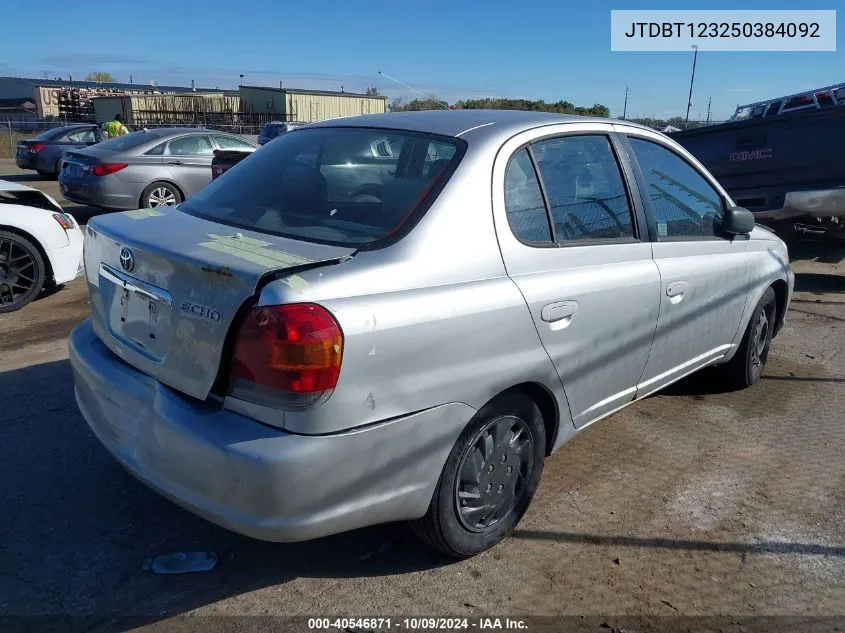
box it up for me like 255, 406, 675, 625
270, 273, 567, 437
730, 231, 793, 349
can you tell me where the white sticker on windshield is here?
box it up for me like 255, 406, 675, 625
657, 222, 668, 236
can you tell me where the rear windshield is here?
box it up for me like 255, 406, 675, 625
181, 127, 464, 247
32, 127, 69, 141
95, 131, 159, 152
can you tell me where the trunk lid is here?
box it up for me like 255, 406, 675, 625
84, 207, 355, 401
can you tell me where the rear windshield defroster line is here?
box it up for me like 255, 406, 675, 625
180, 126, 467, 250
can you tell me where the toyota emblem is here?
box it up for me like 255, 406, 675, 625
119, 247, 135, 273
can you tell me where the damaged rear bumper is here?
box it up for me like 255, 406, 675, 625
753, 188, 845, 221
69, 318, 473, 542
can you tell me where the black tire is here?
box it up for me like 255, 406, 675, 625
140, 182, 182, 209
717, 286, 777, 389
52, 157, 64, 179
36, 170, 52, 179
0, 230, 46, 314
410, 391, 546, 558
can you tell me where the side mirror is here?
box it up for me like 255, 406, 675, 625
722, 206, 755, 236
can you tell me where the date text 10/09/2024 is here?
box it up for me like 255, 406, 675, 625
307, 618, 529, 631
624, 22, 820, 39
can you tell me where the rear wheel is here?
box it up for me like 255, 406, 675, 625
717, 286, 777, 389
411, 391, 546, 558
0, 230, 46, 313
141, 182, 182, 208
36, 170, 52, 179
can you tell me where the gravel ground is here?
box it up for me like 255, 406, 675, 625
0, 162, 843, 632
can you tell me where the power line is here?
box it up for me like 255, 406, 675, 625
377, 70, 450, 109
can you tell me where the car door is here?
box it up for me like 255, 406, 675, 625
618, 129, 750, 397
493, 124, 662, 428
164, 134, 215, 198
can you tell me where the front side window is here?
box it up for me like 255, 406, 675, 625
168, 135, 214, 156
628, 137, 724, 239
181, 127, 464, 247
532, 135, 635, 242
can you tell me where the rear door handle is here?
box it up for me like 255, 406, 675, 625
541, 300, 578, 323
167, 160, 183, 165
666, 281, 689, 297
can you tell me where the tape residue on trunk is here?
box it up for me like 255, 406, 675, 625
124, 209, 165, 220
199, 233, 313, 269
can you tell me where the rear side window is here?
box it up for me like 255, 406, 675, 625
628, 137, 724, 239
145, 142, 166, 156
181, 127, 465, 247
66, 129, 96, 143
504, 149, 552, 243
532, 136, 634, 242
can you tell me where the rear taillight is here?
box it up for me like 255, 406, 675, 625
229, 303, 343, 408
29, 143, 45, 153
90, 163, 128, 177
52, 213, 75, 231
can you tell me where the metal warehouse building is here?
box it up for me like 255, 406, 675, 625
0, 76, 221, 120
238, 86, 387, 122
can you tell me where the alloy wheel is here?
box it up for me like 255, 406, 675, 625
0, 237, 37, 308
147, 187, 177, 207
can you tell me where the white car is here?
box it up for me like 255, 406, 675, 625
0, 179, 84, 313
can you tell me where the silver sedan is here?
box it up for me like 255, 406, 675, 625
58, 128, 257, 211
69, 110, 794, 558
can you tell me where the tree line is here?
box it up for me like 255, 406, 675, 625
387, 95, 610, 118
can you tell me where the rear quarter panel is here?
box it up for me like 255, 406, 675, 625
0, 204, 69, 251
248, 152, 572, 439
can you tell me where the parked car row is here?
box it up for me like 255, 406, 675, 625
15, 124, 104, 178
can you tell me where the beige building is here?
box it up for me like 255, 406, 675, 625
239, 86, 387, 122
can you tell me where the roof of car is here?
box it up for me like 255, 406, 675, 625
306, 109, 653, 142
145, 127, 216, 137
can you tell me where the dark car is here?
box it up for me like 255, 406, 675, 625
257, 121, 309, 146
211, 149, 252, 180
15, 124, 104, 178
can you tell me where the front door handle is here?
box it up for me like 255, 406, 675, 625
167, 160, 183, 165
666, 281, 690, 298
541, 300, 578, 323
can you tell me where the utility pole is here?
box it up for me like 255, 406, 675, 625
622, 86, 630, 119
685, 44, 699, 129
706, 96, 712, 124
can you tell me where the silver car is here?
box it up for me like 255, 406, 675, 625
69, 110, 794, 558
58, 128, 257, 211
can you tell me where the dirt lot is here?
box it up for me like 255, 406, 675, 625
1, 162, 843, 632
